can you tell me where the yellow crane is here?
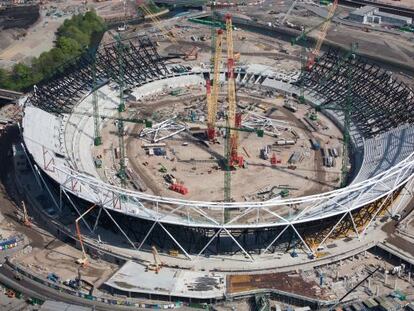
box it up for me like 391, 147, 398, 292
306, 0, 338, 69
137, 1, 195, 59
207, 29, 224, 140
225, 14, 243, 167
75, 204, 97, 267
139, 3, 179, 44
21, 201, 31, 227
147, 246, 163, 273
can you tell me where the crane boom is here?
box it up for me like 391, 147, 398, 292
138, 1, 179, 44
151, 246, 162, 273
92, 58, 102, 146
71, 111, 151, 127
75, 204, 97, 267
307, 0, 338, 69
225, 14, 242, 167
138, 1, 195, 59
282, 0, 299, 25
206, 78, 213, 135
115, 34, 127, 186
21, 201, 31, 227
207, 29, 224, 140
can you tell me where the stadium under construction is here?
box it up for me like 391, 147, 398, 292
11, 7, 414, 307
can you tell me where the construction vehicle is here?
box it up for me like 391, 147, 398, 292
13, 272, 22, 281
158, 165, 167, 173
18, 201, 31, 227
27, 297, 43, 305
281, 0, 299, 25
225, 14, 243, 169
184, 46, 200, 60
309, 111, 318, 121
5, 289, 15, 298
207, 14, 246, 179
279, 189, 289, 198
305, 0, 338, 70
169, 249, 179, 257
137, 0, 196, 60
75, 204, 97, 267
147, 246, 163, 273
234, 52, 240, 62
21, 201, 31, 227
270, 153, 281, 165
169, 183, 189, 195
290, 0, 338, 104
71, 111, 153, 129
47, 272, 60, 283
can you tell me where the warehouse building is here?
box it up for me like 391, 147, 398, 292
348, 5, 412, 27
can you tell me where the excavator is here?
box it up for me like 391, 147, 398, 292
75, 204, 97, 267
146, 246, 163, 273
18, 201, 31, 227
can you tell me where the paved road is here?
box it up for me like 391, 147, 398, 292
0, 262, 142, 311
0, 262, 198, 311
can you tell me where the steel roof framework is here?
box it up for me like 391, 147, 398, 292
21, 45, 414, 260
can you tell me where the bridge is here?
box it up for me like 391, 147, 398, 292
0, 88, 23, 101
339, 0, 414, 18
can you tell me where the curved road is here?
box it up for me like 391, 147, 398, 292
0, 262, 151, 311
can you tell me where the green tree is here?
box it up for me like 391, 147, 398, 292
11, 63, 33, 90
57, 37, 82, 56
0, 68, 12, 89
0, 10, 106, 91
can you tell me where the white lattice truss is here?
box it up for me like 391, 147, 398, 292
23, 140, 414, 262
139, 117, 187, 143
242, 112, 291, 136
21, 68, 414, 262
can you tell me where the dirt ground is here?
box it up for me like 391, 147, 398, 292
0, 0, 137, 68
15, 237, 116, 286
94, 88, 343, 205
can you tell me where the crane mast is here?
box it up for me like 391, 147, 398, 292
225, 14, 242, 167
115, 34, 127, 187
207, 29, 223, 140
307, 0, 338, 69
92, 57, 102, 146
206, 78, 212, 129
75, 204, 97, 267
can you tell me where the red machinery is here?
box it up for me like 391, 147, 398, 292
169, 183, 189, 195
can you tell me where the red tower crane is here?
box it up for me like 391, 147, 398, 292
306, 0, 338, 70
207, 29, 224, 140
225, 14, 243, 167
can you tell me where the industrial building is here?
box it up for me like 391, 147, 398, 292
348, 5, 413, 26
